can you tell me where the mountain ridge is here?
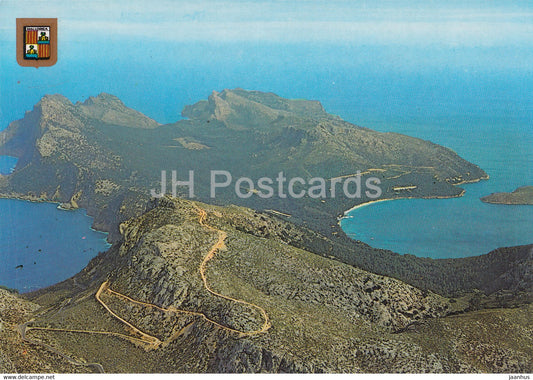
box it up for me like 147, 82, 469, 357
1, 89, 524, 300
0, 90, 531, 372
1, 196, 529, 373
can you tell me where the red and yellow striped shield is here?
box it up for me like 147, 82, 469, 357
24, 26, 51, 59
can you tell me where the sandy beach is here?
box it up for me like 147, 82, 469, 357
341, 198, 398, 218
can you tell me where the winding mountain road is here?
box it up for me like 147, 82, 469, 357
16, 204, 271, 370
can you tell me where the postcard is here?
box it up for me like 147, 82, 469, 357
0, 0, 531, 376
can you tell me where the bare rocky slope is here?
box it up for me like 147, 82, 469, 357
1, 197, 531, 373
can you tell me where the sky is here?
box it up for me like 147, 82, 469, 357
0, 0, 532, 46
0, 0, 531, 128
0, 0, 531, 266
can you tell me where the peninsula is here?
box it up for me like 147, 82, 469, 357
0, 90, 531, 373
0, 89, 500, 294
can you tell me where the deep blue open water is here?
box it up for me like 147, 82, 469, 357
0, 198, 110, 292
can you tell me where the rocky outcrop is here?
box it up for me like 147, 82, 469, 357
78, 93, 160, 129
112, 197, 452, 331
0, 197, 529, 373
481, 186, 533, 205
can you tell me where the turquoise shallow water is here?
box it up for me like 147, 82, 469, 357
341, 193, 533, 259
340, 112, 533, 259
0, 199, 110, 292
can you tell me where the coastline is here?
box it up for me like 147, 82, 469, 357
333, 173, 533, 260
339, 189, 467, 222
480, 185, 533, 206
339, 173, 487, 223
0, 192, 111, 242
453, 173, 490, 186
0, 192, 55, 204
341, 198, 398, 217
481, 199, 533, 206
0, 194, 112, 292
0, 192, 80, 211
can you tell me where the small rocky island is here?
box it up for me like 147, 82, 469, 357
481, 186, 533, 205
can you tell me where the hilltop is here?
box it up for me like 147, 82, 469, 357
0, 89, 487, 240
0, 197, 530, 373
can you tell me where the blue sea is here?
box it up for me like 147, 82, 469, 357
0, 156, 18, 175
0, 40, 531, 290
340, 111, 533, 258
0, 198, 110, 292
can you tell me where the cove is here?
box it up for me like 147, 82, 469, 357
0, 198, 110, 292
340, 181, 533, 259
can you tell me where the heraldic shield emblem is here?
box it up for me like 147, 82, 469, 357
17, 18, 58, 67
